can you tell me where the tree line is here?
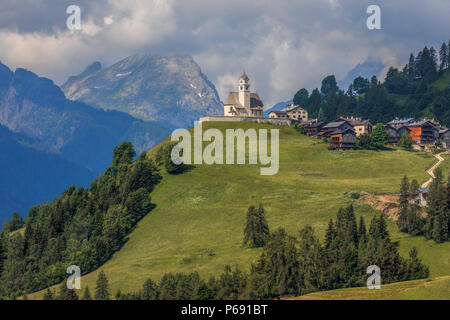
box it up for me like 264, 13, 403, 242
0, 141, 188, 299
63, 204, 428, 300
397, 168, 449, 243
293, 40, 450, 127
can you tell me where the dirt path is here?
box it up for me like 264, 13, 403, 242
421, 151, 449, 188
360, 151, 448, 220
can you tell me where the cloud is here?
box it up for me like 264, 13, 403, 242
0, 0, 449, 107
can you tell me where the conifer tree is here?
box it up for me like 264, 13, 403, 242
95, 271, 110, 300
358, 216, 367, 242
371, 124, 389, 148
65, 288, 79, 300
324, 219, 336, 248
448, 40, 450, 69
243, 205, 270, 248
141, 278, 159, 300
82, 286, 92, 300
43, 288, 54, 300
439, 42, 448, 70
406, 247, 429, 279
397, 176, 410, 232
408, 53, 415, 82
57, 282, 68, 300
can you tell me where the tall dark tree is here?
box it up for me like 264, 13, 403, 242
371, 124, 389, 148
320, 75, 338, 98
408, 53, 415, 82
243, 205, 270, 248
113, 142, 136, 167
293, 88, 309, 108
324, 219, 336, 249
83, 286, 92, 300
43, 288, 54, 300
95, 271, 110, 300
397, 176, 410, 232
352, 77, 370, 95
358, 216, 367, 242
439, 42, 448, 71
141, 278, 159, 300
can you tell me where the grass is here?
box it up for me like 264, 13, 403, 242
440, 154, 450, 178
28, 122, 449, 299
292, 276, 450, 300
431, 69, 450, 91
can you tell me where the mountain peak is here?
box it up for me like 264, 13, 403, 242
81, 61, 102, 76
338, 59, 385, 90
62, 53, 222, 129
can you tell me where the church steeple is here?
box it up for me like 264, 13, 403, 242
238, 71, 250, 108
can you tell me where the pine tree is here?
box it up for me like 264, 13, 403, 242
65, 288, 79, 300
439, 42, 448, 70
113, 142, 136, 167
324, 219, 336, 248
397, 176, 410, 232
408, 53, 415, 83
358, 216, 367, 242
57, 282, 68, 300
82, 286, 92, 300
43, 288, 54, 300
371, 124, 389, 148
95, 271, 110, 300
432, 211, 448, 243
448, 40, 450, 70
243, 205, 270, 248
406, 247, 429, 279
141, 278, 159, 300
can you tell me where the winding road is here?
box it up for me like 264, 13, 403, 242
421, 151, 449, 188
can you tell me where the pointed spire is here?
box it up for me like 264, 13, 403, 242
240, 71, 249, 81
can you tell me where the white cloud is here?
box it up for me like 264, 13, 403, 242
0, 0, 449, 106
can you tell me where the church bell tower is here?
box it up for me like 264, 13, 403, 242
238, 72, 250, 109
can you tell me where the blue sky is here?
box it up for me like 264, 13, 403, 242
1, 0, 449, 106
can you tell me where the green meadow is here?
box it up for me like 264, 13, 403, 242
30, 122, 449, 299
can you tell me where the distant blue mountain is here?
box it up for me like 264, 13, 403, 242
0, 60, 171, 220
0, 124, 95, 221
338, 59, 385, 90
263, 100, 293, 117
0, 61, 170, 173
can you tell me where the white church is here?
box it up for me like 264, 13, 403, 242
223, 72, 264, 118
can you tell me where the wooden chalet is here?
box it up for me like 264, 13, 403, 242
336, 117, 373, 136
303, 121, 325, 137
386, 118, 415, 129
329, 128, 357, 150
318, 121, 353, 138
439, 129, 450, 149
385, 125, 411, 144
406, 120, 439, 145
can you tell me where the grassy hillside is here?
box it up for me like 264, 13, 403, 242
29, 122, 450, 299
292, 276, 450, 300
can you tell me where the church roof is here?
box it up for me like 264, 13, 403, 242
225, 92, 264, 108
240, 71, 249, 81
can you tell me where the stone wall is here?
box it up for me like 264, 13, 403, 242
199, 116, 292, 126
